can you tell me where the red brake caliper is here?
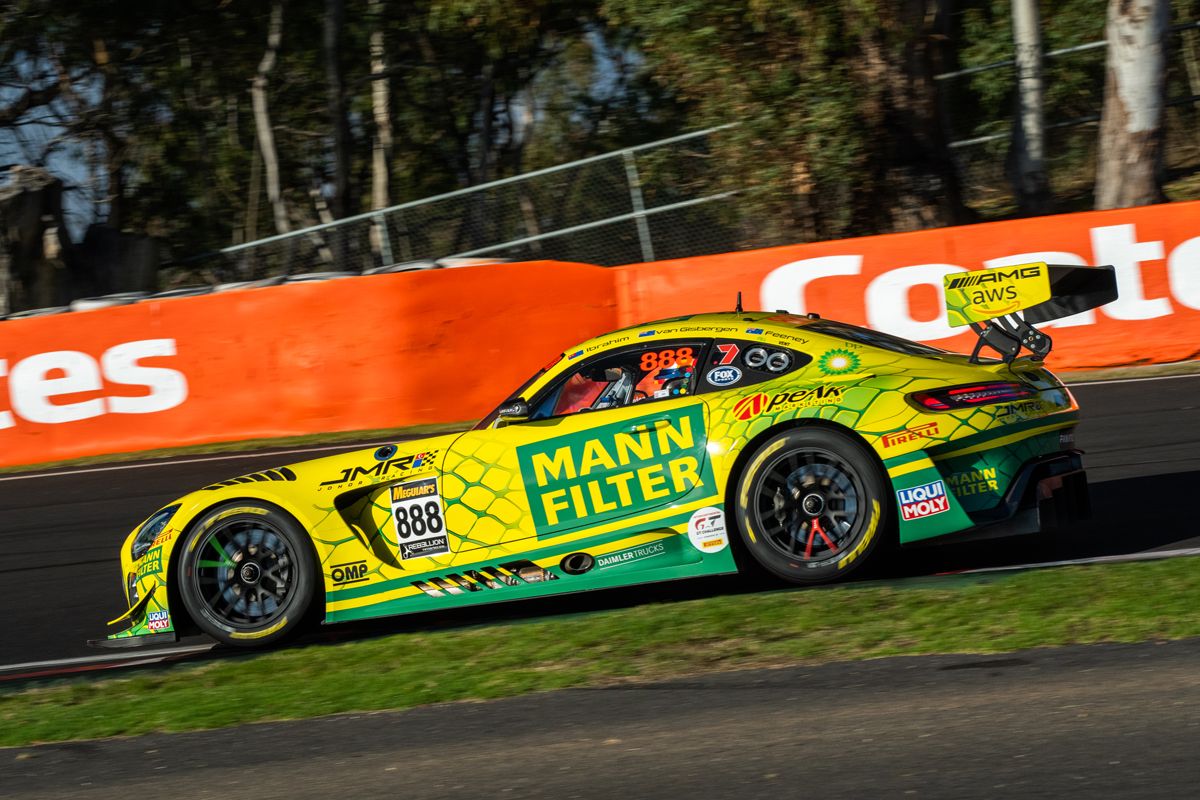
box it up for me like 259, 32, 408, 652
804, 518, 837, 559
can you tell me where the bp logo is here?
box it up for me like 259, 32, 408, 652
818, 348, 860, 376
733, 393, 768, 421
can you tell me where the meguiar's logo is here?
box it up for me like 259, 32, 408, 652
516, 406, 715, 537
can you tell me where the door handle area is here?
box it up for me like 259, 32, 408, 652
628, 418, 670, 433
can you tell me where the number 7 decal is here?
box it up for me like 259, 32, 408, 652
716, 343, 739, 366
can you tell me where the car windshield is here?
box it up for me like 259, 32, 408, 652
804, 320, 946, 356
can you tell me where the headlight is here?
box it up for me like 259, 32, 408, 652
130, 505, 180, 561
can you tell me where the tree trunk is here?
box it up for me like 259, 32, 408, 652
1009, 0, 1052, 214
368, 0, 393, 263
849, 0, 969, 233
252, 1, 289, 236
1095, 0, 1169, 209
324, 0, 352, 220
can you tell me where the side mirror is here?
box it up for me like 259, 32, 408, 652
497, 399, 530, 419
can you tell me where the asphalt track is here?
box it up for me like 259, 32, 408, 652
5, 639, 1199, 799
2, 374, 1199, 669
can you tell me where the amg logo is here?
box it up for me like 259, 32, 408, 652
947, 265, 1041, 290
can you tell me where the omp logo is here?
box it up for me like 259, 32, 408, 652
0, 339, 187, 429
331, 561, 369, 585
946, 266, 1041, 290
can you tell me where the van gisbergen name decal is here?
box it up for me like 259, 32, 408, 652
516, 406, 715, 537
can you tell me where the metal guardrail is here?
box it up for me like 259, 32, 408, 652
193, 124, 741, 279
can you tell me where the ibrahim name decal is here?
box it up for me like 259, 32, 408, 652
516, 406, 716, 537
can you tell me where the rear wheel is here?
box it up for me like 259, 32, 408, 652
735, 427, 889, 584
178, 503, 315, 647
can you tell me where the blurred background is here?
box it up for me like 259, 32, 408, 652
0, 0, 1196, 308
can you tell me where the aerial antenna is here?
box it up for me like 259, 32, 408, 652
735, 291, 743, 314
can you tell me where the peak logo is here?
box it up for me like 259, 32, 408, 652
733, 393, 769, 421
0, 339, 187, 430
733, 386, 844, 421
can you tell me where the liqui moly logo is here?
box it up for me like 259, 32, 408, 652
897, 480, 950, 521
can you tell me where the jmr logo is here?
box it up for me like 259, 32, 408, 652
0, 339, 187, 429
946, 265, 1041, 290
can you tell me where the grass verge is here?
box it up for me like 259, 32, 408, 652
3, 557, 1199, 747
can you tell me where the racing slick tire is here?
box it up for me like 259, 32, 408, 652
178, 502, 316, 648
735, 426, 890, 585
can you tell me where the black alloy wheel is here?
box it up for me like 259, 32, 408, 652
735, 427, 889, 584
178, 503, 316, 647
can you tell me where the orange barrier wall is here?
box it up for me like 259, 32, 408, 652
0, 261, 616, 468
619, 200, 1200, 368
1, 200, 1197, 468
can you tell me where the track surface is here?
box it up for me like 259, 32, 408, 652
5, 639, 1199, 799
2, 375, 1199, 666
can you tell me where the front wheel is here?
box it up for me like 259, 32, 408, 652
178, 502, 316, 648
734, 427, 890, 584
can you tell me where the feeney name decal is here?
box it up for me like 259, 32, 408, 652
516, 406, 715, 537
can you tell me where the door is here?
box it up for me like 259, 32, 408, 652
439, 340, 719, 553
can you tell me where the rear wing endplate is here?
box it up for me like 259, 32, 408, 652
943, 263, 1118, 363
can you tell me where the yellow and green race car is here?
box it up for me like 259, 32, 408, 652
95, 263, 1117, 649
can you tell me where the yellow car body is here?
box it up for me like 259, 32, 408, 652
99, 264, 1116, 648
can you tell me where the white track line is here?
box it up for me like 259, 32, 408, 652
951, 547, 1200, 575
0, 644, 214, 674
0, 440, 395, 483
1068, 372, 1200, 388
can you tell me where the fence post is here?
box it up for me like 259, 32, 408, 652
622, 150, 656, 263
373, 212, 394, 267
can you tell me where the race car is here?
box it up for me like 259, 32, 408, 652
95, 262, 1118, 649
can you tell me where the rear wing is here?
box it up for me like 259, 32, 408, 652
943, 263, 1118, 363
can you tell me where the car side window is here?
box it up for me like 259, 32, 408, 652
529, 341, 708, 420
694, 339, 811, 394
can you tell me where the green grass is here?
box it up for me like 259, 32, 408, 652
3, 557, 1199, 747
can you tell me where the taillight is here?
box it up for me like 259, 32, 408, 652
908, 382, 1035, 412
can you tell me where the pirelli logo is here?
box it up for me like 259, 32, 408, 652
946, 265, 1041, 290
